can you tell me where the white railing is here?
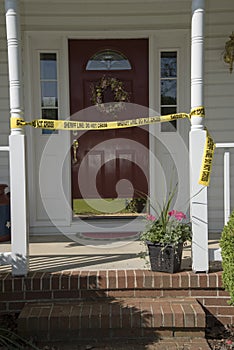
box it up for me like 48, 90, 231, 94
0, 146, 10, 152
215, 143, 234, 225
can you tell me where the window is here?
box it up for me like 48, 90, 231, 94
86, 49, 132, 71
160, 51, 177, 132
40, 53, 58, 134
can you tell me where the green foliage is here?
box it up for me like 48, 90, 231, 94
0, 327, 40, 349
140, 185, 192, 246
125, 197, 147, 213
140, 218, 192, 245
220, 210, 234, 305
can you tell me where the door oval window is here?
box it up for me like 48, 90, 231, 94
86, 49, 132, 71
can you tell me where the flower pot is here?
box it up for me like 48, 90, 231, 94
146, 241, 183, 273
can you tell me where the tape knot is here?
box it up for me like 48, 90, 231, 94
190, 106, 205, 118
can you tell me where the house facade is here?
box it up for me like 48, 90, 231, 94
0, 0, 234, 274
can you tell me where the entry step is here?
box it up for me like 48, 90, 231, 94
18, 298, 206, 342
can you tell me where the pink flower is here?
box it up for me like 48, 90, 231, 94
146, 214, 156, 221
169, 210, 186, 221
226, 340, 233, 345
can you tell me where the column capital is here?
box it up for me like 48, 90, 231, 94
5, 0, 24, 135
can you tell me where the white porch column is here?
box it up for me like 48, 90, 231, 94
190, 0, 208, 273
5, 0, 29, 275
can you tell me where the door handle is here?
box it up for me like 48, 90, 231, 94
72, 139, 79, 164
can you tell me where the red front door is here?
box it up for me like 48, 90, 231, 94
68, 39, 149, 215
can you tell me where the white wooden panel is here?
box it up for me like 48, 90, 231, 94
0, 99, 11, 110
206, 96, 234, 108
206, 72, 234, 85
0, 75, 9, 88
205, 49, 226, 61
0, 122, 11, 134
207, 0, 234, 10
0, 62, 9, 74
206, 12, 234, 26
0, 152, 10, 185
211, 132, 234, 143
206, 119, 234, 131
206, 107, 234, 118
206, 26, 234, 37
205, 0, 234, 232
24, 35, 71, 228
19, 0, 192, 31
22, 14, 189, 29
22, 0, 187, 3
0, 51, 8, 62
36, 199, 67, 221
22, 1, 190, 15
205, 60, 228, 73
39, 155, 63, 197
37, 135, 71, 224
205, 83, 234, 96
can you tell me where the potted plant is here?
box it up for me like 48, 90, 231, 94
140, 188, 192, 273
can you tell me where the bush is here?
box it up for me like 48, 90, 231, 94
220, 210, 234, 305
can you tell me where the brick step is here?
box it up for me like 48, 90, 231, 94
18, 298, 206, 343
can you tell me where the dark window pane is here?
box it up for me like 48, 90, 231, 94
40, 53, 57, 80
42, 109, 58, 120
161, 80, 177, 105
42, 128, 58, 135
161, 106, 177, 115
161, 106, 177, 132
161, 52, 177, 78
42, 109, 58, 134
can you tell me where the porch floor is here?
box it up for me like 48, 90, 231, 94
0, 233, 221, 273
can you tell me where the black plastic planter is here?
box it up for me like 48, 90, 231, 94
147, 241, 183, 273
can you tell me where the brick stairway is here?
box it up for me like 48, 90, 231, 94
0, 269, 232, 346
17, 298, 205, 342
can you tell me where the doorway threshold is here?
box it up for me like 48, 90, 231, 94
69, 216, 146, 238
73, 213, 146, 220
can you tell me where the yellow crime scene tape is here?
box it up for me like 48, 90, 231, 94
199, 129, 216, 187
10, 106, 205, 131
10, 106, 215, 186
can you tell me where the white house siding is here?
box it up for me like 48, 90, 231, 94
20, 0, 191, 31
205, 0, 234, 231
0, 1, 10, 186
0, 0, 233, 233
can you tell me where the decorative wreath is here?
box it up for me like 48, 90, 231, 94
91, 76, 129, 116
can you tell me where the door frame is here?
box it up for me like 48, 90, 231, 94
24, 29, 190, 234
